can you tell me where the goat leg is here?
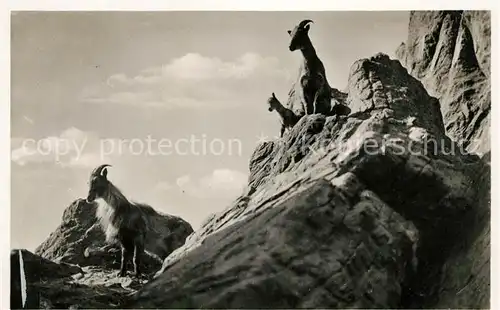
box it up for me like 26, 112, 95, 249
312, 74, 328, 114
280, 124, 286, 138
312, 90, 320, 114
298, 77, 311, 115
133, 241, 145, 277
118, 245, 128, 277
300, 91, 310, 115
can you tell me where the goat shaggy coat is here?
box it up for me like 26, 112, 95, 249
86, 164, 171, 276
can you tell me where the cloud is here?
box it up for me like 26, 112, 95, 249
199, 169, 248, 192
59, 127, 89, 142
11, 127, 106, 168
176, 175, 192, 188
84, 92, 155, 106
109, 53, 287, 83
174, 169, 248, 198
106, 73, 130, 88
160, 53, 285, 81
82, 52, 292, 110
64, 152, 112, 169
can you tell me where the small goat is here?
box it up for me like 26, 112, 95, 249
288, 19, 335, 116
86, 164, 163, 277
267, 92, 301, 137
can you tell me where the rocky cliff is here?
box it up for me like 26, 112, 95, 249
396, 10, 490, 155
126, 51, 490, 308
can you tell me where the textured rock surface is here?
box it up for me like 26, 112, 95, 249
11, 249, 155, 309
35, 198, 193, 273
11, 249, 83, 309
396, 10, 490, 155
10, 249, 147, 309
17, 198, 193, 308
125, 52, 489, 308
131, 179, 417, 308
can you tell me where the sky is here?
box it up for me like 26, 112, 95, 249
11, 11, 410, 251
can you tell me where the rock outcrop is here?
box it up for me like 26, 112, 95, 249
10, 248, 149, 309
396, 10, 490, 155
35, 198, 193, 272
10, 247, 154, 309
11, 249, 83, 309
125, 51, 489, 308
11, 199, 193, 308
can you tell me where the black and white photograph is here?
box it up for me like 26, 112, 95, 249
8, 5, 493, 309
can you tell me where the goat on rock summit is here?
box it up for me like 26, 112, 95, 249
267, 92, 301, 137
85, 164, 170, 277
287, 19, 350, 117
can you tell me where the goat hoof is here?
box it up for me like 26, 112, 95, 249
117, 270, 127, 277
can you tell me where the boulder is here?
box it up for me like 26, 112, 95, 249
35, 198, 193, 275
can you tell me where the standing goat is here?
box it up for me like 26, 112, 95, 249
86, 164, 167, 277
267, 92, 301, 137
288, 19, 345, 116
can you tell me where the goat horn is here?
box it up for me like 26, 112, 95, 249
298, 19, 314, 29
92, 164, 112, 177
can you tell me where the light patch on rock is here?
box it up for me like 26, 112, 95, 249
19, 250, 27, 308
